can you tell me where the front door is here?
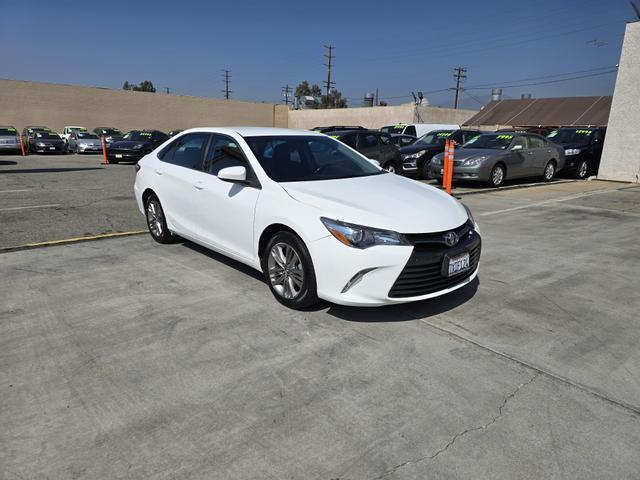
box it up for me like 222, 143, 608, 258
506, 135, 531, 178
191, 134, 261, 262
356, 132, 381, 161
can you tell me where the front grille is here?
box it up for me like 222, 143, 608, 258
389, 224, 481, 298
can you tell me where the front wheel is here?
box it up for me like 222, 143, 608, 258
575, 160, 588, 179
487, 164, 505, 188
262, 231, 319, 310
144, 194, 175, 244
543, 160, 556, 182
383, 161, 401, 175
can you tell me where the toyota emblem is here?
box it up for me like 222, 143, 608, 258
443, 231, 459, 247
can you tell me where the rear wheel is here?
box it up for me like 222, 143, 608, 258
488, 164, 505, 187
144, 193, 175, 244
262, 231, 319, 309
575, 160, 588, 179
383, 161, 401, 174
543, 160, 556, 182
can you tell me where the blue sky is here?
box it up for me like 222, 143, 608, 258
0, 0, 633, 109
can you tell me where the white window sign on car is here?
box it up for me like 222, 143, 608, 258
134, 127, 481, 309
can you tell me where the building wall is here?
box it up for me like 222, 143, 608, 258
598, 22, 640, 183
288, 104, 477, 130
0, 79, 289, 133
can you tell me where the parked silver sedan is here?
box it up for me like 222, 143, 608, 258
68, 131, 103, 154
429, 132, 565, 187
0, 126, 21, 153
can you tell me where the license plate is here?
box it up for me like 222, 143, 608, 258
440, 168, 444, 175
445, 252, 470, 277
115, 154, 123, 158
49, 147, 55, 150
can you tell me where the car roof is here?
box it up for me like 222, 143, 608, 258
176, 127, 324, 138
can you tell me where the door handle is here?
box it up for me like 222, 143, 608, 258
193, 182, 204, 190
155, 169, 164, 175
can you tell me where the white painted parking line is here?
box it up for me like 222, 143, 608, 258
479, 188, 619, 217
0, 204, 60, 212
0, 189, 33, 193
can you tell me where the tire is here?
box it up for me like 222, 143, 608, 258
543, 160, 556, 182
575, 160, 588, 179
144, 193, 175, 244
107, 157, 119, 164
261, 231, 319, 310
487, 163, 505, 188
383, 161, 401, 175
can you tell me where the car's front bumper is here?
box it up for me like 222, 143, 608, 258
31, 144, 66, 153
428, 162, 491, 182
106, 149, 145, 161
309, 227, 481, 306
78, 144, 102, 153
0, 142, 20, 151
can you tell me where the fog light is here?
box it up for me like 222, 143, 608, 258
341, 267, 377, 293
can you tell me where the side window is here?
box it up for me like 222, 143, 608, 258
528, 135, 545, 149
358, 133, 379, 149
404, 126, 416, 136
379, 134, 392, 145
511, 136, 529, 150
341, 134, 357, 149
160, 133, 208, 169
203, 135, 248, 176
592, 130, 603, 143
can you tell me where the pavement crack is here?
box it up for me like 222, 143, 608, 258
373, 372, 539, 479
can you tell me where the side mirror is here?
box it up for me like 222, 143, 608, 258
511, 144, 523, 151
217, 165, 247, 183
367, 158, 381, 167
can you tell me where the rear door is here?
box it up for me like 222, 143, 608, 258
356, 132, 381, 160
527, 135, 552, 174
506, 135, 531, 178
153, 132, 209, 236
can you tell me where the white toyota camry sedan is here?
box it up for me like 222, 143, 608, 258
134, 127, 481, 309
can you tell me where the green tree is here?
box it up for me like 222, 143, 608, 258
295, 81, 322, 99
122, 80, 156, 92
320, 89, 347, 109
122, 81, 131, 90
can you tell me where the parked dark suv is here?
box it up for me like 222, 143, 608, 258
547, 127, 606, 179
326, 129, 403, 173
400, 129, 481, 178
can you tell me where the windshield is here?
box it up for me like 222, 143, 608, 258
380, 125, 405, 134
547, 129, 593, 144
463, 133, 514, 150
245, 135, 384, 182
0, 128, 17, 136
123, 131, 153, 141
77, 132, 98, 139
100, 128, 122, 135
69, 127, 86, 132
35, 132, 61, 139
415, 130, 454, 146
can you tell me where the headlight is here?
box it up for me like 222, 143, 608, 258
463, 204, 480, 234
401, 150, 426, 160
321, 217, 410, 249
432, 156, 443, 165
36, 142, 45, 147
565, 148, 581, 156
462, 155, 487, 166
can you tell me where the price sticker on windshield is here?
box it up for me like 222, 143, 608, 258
575, 129, 592, 134
496, 134, 513, 140
548, 130, 558, 137
437, 132, 452, 137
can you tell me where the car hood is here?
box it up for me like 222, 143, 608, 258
78, 139, 101, 145
446, 148, 503, 161
281, 173, 468, 233
109, 140, 150, 149
35, 138, 64, 144
0, 135, 18, 141
399, 143, 441, 155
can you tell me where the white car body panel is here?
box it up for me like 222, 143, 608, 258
134, 127, 479, 306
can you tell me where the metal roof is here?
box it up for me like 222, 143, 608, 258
463, 96, 612, 127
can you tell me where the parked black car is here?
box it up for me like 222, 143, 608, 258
21, 126, 54, 151
327, 129, 402, 173
399, 129, 481, 178
390, 134, 417, 147
24, 129, 66, 154
312, 126, 366, 134
106, 130, 168, 164
93, 127, 124, 144
547, 127, 606, 179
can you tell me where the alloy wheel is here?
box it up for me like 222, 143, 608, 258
267, 242, 304, 299
385, 164, 396, 174
492, 166, 504, 186
578, 161, 588, 179
146, 199, 164, 238
545, 162, 555, 180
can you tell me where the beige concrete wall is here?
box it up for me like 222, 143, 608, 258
598, 22, 640, 183
0, 79, 288, 133
288, 103, 477, 130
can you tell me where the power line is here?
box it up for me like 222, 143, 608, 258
465, 69, 618, 90
222, 69, 232, 100
464, 65, 618, 89
323, 45, 335, 96
453, 67, 467, 109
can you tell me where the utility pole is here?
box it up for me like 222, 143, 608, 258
453, 67, 467, 109
323, 45, 335, 96
281, 84, 292, 106
375, 88, 378, 106
222, 69, 232, 100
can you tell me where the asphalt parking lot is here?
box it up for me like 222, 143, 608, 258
1, 153, 640, 479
